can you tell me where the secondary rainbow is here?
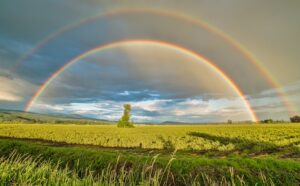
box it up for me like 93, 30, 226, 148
12, 7, 294, 114
25, 39, 258, 122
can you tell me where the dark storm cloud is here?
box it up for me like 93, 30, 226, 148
1, 7, 269, 94
0, 0, 102, 42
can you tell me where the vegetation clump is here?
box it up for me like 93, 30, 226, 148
117, 104, 134, 128
158, 136, 175, 151
290, 115, 300, 123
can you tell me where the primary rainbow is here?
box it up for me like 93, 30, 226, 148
13, 7, 295, 115
25, 39, 258, 122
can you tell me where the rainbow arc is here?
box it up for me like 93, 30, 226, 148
25, 39, 258, 122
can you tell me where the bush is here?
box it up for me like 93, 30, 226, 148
158, 136, 175, 151
261, 119, 273, 124
290, 115, 300, 123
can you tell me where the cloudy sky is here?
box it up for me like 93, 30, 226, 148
0, 0, 299, 123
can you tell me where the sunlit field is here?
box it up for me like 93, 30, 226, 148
0, 124, 299, 154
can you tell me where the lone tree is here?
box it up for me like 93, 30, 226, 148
290, 115, 300, 123
117, 104, 134, 128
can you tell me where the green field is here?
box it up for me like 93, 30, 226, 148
0, 123, 299, 185
0, 124, 299, 154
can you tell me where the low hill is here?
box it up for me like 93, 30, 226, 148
161, 121, 189, 125
0, 110, 112, 124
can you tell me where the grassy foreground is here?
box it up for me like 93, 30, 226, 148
0, 139, 299, 185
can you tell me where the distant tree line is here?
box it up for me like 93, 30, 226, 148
226, 115, 300, 124
259, 115, 300, 123
260, 119, 286, 124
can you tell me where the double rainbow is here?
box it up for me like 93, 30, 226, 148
25, 39, 258, 121
17, 7, 295, 120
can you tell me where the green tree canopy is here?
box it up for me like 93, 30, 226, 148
117, 104, 134, 128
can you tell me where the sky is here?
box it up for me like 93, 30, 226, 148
0, 0, 299, 123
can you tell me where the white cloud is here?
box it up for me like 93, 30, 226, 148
0, 75, 35, 102
0, 90, 22, 101
31, 96, 253, 123
130, 99, 170, 111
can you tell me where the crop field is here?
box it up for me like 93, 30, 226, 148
0, 124, 299, 157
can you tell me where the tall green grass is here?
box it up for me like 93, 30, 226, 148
0, 151, 287, 186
